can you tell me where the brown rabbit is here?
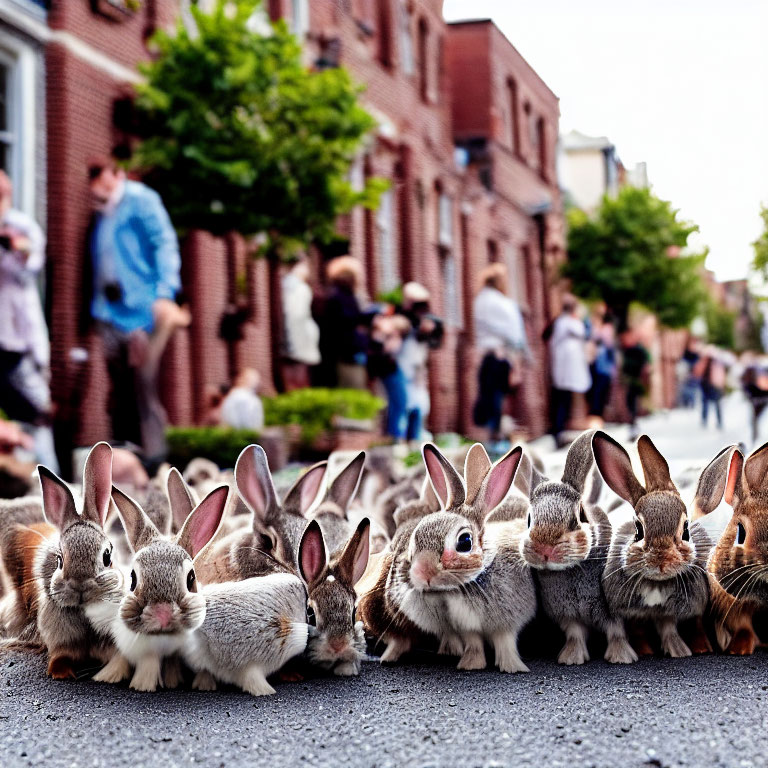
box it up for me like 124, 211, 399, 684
693, 442, 768, 655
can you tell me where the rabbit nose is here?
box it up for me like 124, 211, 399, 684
536, 544, 556, 562
328, 636, 348, 653
411, 553, 439, 585
152, 603, 174, 628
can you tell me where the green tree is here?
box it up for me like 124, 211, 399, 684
704, 299, 736, 350
132, 0, 385, 251
564, 186, 706, 330
751, 204, 768, 283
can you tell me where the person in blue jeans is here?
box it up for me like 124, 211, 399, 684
82, 157, 187, 469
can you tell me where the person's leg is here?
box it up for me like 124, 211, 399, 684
382, 370, 407, 439
101, 325, 141, 446
0, 349, 39, 424
700, 385, 709, 426
714, 389, 723, 429
406, 408, 423, 442
134, 337, 169, 466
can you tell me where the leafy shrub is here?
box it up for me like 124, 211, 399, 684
263, 388, 384, 442
166, 426, 261, 469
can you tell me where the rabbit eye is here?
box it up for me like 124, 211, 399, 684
102, 547, 112, 567
634, 520, 644, 543
736, 522, 747, 546
681, 521, 690, 542
527, 513, 532, 529
187, 569, 196, 591
55, 554, 63, 570
456, 531, 473, 553
351, 606, 357, 626
130, 570, 137, 592
306, 604, 316, 626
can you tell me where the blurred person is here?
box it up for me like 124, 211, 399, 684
742, 354, 768, 442
315, 256, 368, 389
621, 327, 651, 440
0, 170, 58, 472
698, 347, 727, 430
281, 254, 320, 390
368, 312, 410, 440
220, 368, 264, 431
680, 337, 702, 408
472, 264, 530, 444
548, 295, 591, 444
586, 306, 617, 427
398, 282, 441, 442
84, 156, 188, 471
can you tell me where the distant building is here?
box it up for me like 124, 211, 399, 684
560, 129, 647, 213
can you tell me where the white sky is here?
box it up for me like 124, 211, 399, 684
443, 0, 768, 281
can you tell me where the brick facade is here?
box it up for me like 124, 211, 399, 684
37, 1, 564, 456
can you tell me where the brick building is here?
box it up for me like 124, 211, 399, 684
1, 0, 565, 461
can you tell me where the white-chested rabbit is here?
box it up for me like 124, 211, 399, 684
593, 432, 713, 658
375, 443, 536, 672
91, 484, 228, 691
693, 441, 768, 655
518, 430, 636, 665
0, 443, 120, 678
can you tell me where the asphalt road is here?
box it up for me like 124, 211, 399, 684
1, 648, 767, 768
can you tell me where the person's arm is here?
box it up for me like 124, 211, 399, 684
0, 215, 45, 280
477, 292, 522, 348
139, 188, 181, 302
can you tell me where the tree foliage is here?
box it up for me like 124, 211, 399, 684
704, 298, 736, 350
751, 205, 768, 284
132, 0, 385, 250
564, 186, 706, 329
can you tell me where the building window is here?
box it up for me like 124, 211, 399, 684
438, 191, 452, 248
377, 0, 393, 67
291, 0, 310, 39
507, 78, 519, 154
376, 188, 398, 292
505, 243, 527, 306
441, 249, 460, 327
399, 1, 414, 75
536, 117, 547, 179
487, 239, 499, 263
417, 17, 428, 102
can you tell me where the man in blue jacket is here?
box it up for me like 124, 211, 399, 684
85, 157, 186, 468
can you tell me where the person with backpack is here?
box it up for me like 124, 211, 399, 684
587, 309, 617, 426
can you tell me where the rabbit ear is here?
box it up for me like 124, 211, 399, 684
176, 485, 228, 560
636, 435, 677, 493
166, 467, 198, 532
298, 519, 327, 587
334, 517, 370, 587
234, 445, 280, 527
422, 443, 465, 509
481, 446, 523, 514
744, 441, 768, 494
38, 466, 78, 530
692, 445, 740, 519
420, 476, 441, 511
561, 429, 597, 494
725, 449, 745, 506
112, 486, 161, 552
324, 452, 366, 516
81, 442, 113, 529
464, 444, 492, 505
513, 451, 546, 498
592, 431, 646, 507
283, 461, 327, 516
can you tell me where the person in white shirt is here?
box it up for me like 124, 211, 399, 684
0, 171, 58, 471
548, 295, 591, 442
281, 254, 320, 390
220, 368, 264, 431
472, 264, 530, 442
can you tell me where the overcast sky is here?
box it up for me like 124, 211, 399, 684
443, 0, 768, 282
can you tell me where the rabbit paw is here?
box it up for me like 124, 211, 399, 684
438, 634, 464, 657
47, 655, 77, 681
93, 654, 131, 684
457, 636, 486, 671
162, 657, 184, 689
715, 624, 732, 652
240, 666, 275, 697
192, 670, 218, 691
661, 632, 692, 658
728, 628, 758, 656
334, 659, 361, 677
380, 635, 411, 664
129, 657, 163, 692
492, 633, 529, 673
688, 632, 713, 655
558, 638, 590, 666
604, 637, 638, 665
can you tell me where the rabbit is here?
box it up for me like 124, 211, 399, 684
308, 451, 366, 555
517, 429, 636, 665
357, 478, 441, 663
374, 443, 536, 672
693, 441, 768, 655
195, 446, 328, 583
593, 432, 713, 658
301, 517, 371, 676
0, 443, 120, 678
91, 483, 228, 691
210, 445, 372, 675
